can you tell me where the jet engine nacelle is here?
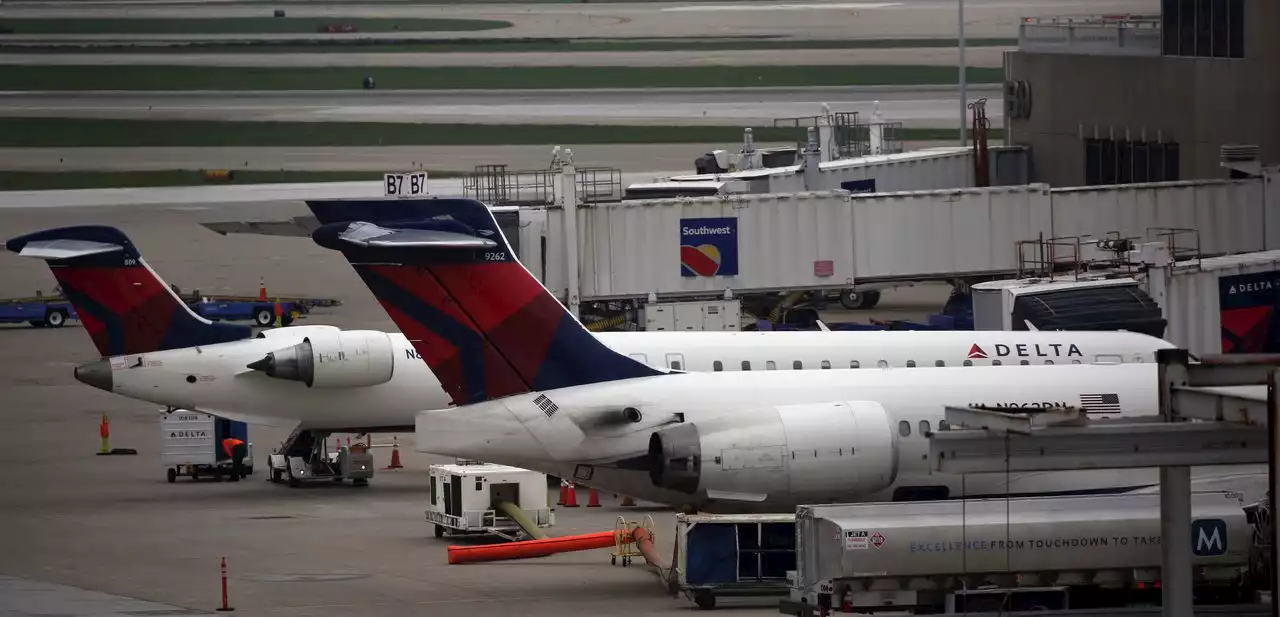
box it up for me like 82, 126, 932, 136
646, 401, 899, 502
248, 329, 396, 388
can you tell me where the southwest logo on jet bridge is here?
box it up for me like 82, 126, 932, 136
967, 343, 1084, 359
680, 217, 739, 278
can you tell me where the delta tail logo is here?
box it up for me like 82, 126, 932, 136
967, 344, 988, 359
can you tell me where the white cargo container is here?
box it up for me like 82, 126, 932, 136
851, 184, 1053, 280
547, 191, 857, 301
1049, 179, 1266, 257
1161, 250, 1280, 356
160, 410, 253, 483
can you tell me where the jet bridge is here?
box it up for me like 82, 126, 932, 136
928, 349, 1280, 617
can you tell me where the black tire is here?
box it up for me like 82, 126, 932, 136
28, 320, 43, 328
192, 468, 200, 481
434, 524, 445, 538
694, 590, 715, 610
839, 289, 881, 310
167, 468, 177, 483
280, 312, 295, 327
353, 478, 369, 487
254, 308, 274, 327
214, 467, 224, 482
44, 310, 67, 328
270, 468, 282, 483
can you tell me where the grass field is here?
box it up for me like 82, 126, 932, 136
0, 169, 464, 191
1, 37, 1018, 54
0, 17, 513, 35
0, 118, 999, 147
0, 65, 1003, 91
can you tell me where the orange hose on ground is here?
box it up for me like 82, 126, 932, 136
447, 530, 634, 565
631, 527, 669, 570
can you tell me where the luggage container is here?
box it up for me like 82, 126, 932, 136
675, 513, 796, 610
426, 462, 553, 541
160, 409, 253, 483
782, 491, 1251, 615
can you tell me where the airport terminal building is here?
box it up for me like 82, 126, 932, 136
1003, 0, 1279, 187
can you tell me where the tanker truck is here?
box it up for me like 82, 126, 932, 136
781, 491, 1255, 615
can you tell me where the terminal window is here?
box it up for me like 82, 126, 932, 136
1161, 0, 1244, 58
1084, 138, 1180, 186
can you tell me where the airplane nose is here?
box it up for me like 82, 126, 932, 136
74, 359, 113, 392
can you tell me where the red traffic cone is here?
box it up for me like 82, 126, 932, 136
384, 436, 404, 470
563, 482, 579, 507
557, 480, 568, 506
620, 495, 636, 507
258, 277, 267, 301
586, 486, 601, 507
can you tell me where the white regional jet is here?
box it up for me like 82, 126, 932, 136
300, 197, 1258, 512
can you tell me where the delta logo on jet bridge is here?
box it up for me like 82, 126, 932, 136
680, 217, 739, 278
967, 343, 1084, 359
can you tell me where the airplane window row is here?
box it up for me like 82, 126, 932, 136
702, 358, 1086, 371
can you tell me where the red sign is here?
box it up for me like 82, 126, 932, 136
813, 260, 834, 277
870, 532, 885, 549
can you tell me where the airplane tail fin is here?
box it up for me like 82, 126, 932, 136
305, 198, 664, 406
5, 226, 252, 357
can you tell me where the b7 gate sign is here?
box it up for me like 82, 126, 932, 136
680, 217, 739, 278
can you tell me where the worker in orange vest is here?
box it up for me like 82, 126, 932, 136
222, 437, 247, 482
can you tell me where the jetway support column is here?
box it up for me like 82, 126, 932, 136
1270, 368, 1280, 617
1160, 465, 1192, 617
1157, 348, 1193, 617
558, 150, 580, 319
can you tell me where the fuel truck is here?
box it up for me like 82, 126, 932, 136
781, 490, 1258, 615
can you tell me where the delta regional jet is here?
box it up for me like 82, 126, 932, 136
296, 197, 1260, 512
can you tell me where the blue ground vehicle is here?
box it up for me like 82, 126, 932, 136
170, 285, 340, 327
0, 292, 78, 328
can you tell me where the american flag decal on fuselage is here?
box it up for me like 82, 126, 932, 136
534, 393, 559, 418
1079, 393, 1121, 414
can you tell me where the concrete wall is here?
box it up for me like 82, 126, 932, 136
1004, 0, 1280, 187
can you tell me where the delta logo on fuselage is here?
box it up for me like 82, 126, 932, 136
967, 343, 1083, 360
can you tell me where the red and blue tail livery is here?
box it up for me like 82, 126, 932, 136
306, 198, 664, 406
5, 226, 251, 357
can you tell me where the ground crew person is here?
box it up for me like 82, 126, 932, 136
222, 437, 247, 482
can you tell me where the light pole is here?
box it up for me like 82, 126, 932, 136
958, 0, 968, 147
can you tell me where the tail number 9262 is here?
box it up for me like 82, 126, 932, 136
484, 252, 507, 262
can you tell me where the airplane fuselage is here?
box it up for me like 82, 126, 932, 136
410, 363, 1266, 512
97, 326, 1175, 429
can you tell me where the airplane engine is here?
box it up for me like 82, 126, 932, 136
247, 329, 396, 388
645, 401, 899, 501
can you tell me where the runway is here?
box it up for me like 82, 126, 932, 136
0, 46, 1008, 67
0, 85, 1002, 126
0, 0, 1159, 41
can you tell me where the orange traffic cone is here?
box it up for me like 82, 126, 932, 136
258, 277, 267, 301
557, 480, 568, 505
98, 413, 110, 455
586, 486, 601, 507
620, 495, 636, 507
563, 482, 579, 507
384, 436, 404, 470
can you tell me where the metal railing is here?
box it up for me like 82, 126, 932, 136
462, 164, 623, 207
1019, 14, 1162, 56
